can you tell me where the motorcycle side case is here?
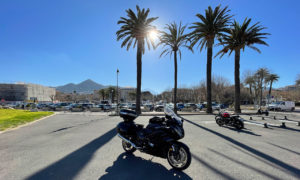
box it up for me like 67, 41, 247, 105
116, 122, 136, 137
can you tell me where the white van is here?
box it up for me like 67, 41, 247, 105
268, 101, 295, 111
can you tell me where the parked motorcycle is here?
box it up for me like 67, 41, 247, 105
215, 111, 244, 130
116, 106, 191, 170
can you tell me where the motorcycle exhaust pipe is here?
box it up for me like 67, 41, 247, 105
117, 133, 140, 149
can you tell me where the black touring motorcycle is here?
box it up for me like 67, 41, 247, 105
215, 111, 244, 130
116, 106, 191, 170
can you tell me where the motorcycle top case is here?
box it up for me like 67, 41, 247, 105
119, 109, 137, 122
116, 122, 136, 136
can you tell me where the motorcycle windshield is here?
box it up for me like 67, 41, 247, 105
164, 105, 183, 125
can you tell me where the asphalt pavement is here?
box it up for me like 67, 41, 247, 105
0, 112, 299, 180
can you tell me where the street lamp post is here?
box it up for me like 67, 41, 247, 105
117, 69, 119, 114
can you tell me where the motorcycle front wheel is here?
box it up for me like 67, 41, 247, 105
167, 142, 191, 170
122, 140, 136, 153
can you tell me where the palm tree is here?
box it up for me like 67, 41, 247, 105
189, 5, 232, 113
99, 89, 106, 100
116, 6, 158, 114
256, 68, 270, 107
157, 22, 192, 114
244, 75, 255, 96
216, 18, 269, 113
266, 73, 279, 98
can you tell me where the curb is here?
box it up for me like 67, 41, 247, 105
0, 113, 56, 134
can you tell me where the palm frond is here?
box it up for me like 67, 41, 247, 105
116, 5, 158, 53
216, 17, 269, 57
189, 5, 232, 52
157, 22, 191, 60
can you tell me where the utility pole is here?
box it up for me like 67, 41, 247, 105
117, 69, 119, 114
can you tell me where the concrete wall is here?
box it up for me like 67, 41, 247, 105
0, 84, 27, 101
0, 83, 56, 102
26, 84, 56, 102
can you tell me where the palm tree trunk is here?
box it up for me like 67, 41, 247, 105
234, 49, 241, 113
136, 40, 142, 114
206, 43, 213, 113
174, 50, 178, 114
260, 78, 263, 107
268, 80, 273, 97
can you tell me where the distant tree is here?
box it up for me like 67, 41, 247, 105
255, 68, 270, 107
141, 91, 153, 101
99, 89, 106, 100
73, 90, 77, 103
128, 91, 136, 101
116, 5, 158, 114
296, 74, 300, 86
189, 5, 232, 113
244, 75, 255, 96
216, 18, 269, 113
49, 95, 55, 102
106, 86, 116, 103
266, 73, 279, 98
157, 22, 191, 113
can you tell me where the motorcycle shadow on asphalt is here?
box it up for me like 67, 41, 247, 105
222, 126, 261, 136
99, 153, 192, 180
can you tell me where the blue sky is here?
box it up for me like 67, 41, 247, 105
0, 0, 299, 94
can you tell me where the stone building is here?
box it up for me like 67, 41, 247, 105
0, 83, 56, 102
120, 87, 136, 102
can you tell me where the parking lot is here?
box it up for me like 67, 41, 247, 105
0, 111, 299, 180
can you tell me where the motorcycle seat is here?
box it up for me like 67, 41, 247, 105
149, 116, 165, 124
136, 124, 144, 129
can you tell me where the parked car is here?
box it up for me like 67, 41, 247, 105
81, 103, 93, 111
103, 104, 112, 111
143, 104, 154, 111
129, 104, 136, 110
37, 103, 48, 109
52, 102, 70, 111
154, 105, 164, 112
111, 104, 117, 109
119, 103, 129, 109
97, 104, 104, 110
196, 104, 203, 110
69, 104, 84, 111
268, 101, 295, 111
185, 103, 197, 110
177, 103, 185, 111
65, 103, 75, 111
212, 103, 220, 111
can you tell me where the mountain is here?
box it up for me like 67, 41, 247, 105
56, 79, 107, 94
276, 85, 298, 91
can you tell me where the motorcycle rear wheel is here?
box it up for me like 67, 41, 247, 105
122, 140, 136, 153
167, 142, 191, 170
235, 120, 244, 130
216, 118, 224, 126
